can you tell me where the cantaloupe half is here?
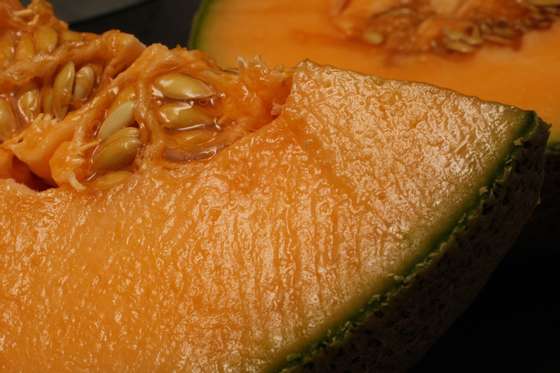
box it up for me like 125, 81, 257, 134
190, 0, 560, 238
0, 39, 549, 371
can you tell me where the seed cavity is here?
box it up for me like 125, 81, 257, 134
0, 99, 18, 141
52, 61, 76, 119
34, 26, 59, 54
73, 65, 96, 103
18, 89, 41, 122
92, 127, 141, 172
158, 102, 214, 130
97, 100, 136, 141
154, 73, 215, 100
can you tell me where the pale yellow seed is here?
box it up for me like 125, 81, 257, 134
60, 30, 83, 43
0, 99, 17, 141
42, 87, 54, 114
173, 129, 216, 150
163, 129, 216, 162
34, 25, 58, 54
18, 89, 41, 122
109, 86, 136, 113
15, 34, 35, 62
491, 25, 517, 38
52, 61, 76, 119
154, 73, 215, 100
13, 9, 34, 20
443, 39, 475, 53
443, 29, 464, 41
73, 65, 96, 102
158, 102, 214, 130
363, 29, 384, 45
91, 170, 132, 190
163, 128, 217, 162
92, 127, 141, 172
97, 100, 136, 141
0, 33, 15, 64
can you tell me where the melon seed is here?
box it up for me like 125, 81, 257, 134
442, 38, 475, 53
363, 30, 385, 45
60, 31, 83, 43
92, 127, 141, 172
97, 100, 136, 141
42, 87, 54, 115
34, 26, 58, 54
176, 128, 215, 146
52, 61, 76, 119
73, 65, 96, 103
13, 9, 34, 20
0, 99, 18, 141
15, 34, 35, 62
0, 33, 15, 63
18, 89, 41, 122
154, 73, 215, 100
158, 102, 214, 130
91, 171, 132, 190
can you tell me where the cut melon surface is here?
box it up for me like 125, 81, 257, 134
0, 55, 549, 371
191, 0, 560, 143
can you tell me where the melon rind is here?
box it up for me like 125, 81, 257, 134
276, 113, 549, 372
517, 144, 560, 246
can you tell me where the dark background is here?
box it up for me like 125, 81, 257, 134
56, 1, 559, 371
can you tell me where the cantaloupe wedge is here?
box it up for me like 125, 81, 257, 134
0, 41, 549, 371
190, 0, 560, 239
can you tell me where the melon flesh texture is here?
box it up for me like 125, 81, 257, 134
193, 0, 560, 143
0, 62, 530, 371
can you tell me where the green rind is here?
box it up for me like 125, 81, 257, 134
274, 113, 549, 372
188, 0, 217, 50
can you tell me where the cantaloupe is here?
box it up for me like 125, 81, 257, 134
0, 1, 552, 371
0, 36, 549, 372
190, 0, 560, 238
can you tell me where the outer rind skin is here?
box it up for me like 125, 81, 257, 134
276, 115, 549, 372
517, 143, 560, 245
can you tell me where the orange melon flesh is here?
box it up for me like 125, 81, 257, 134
0, 61, 527, 371
194, 0, 560, 142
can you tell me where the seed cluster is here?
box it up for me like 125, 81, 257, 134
1, 2, 289, 191
0, 1, 82, 69
88, 72, 220, 183
0, 1, 102, 141
332, 0, 560, 55
0, 60, 103, 140
154, 73, 221, 162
